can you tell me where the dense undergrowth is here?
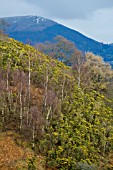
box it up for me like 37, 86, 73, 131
0, 36, 113, 169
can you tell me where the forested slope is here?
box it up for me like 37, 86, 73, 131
0, 35, 113, 169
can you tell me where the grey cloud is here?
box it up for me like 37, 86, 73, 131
22, 0, 113, 19
0, 0, 45, 17
58, 7, 113, 43
1, 0, 113, 19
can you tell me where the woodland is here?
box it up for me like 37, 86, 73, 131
0, 32, 113, 170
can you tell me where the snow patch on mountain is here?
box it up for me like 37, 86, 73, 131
36, 17, 47, 24
36, 18, 39, 24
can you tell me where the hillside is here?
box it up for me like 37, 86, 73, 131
0, 35, 113, 169
1, 15, 113, 67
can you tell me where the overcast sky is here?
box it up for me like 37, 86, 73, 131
0, 0, 113, 43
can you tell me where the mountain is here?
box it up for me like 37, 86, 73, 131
1, 15, 113, 67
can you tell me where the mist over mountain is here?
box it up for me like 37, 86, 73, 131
1, 15, 113, 67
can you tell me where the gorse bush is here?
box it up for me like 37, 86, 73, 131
40, 88, 113, 169
28, 157, 36, 170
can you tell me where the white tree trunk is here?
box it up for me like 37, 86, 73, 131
44, 69, 48, 107
27, 55, 31, 126
19, 78, 23, 131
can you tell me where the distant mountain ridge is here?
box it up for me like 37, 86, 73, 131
1, 15, 113, 67
2, 16, 56, 32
